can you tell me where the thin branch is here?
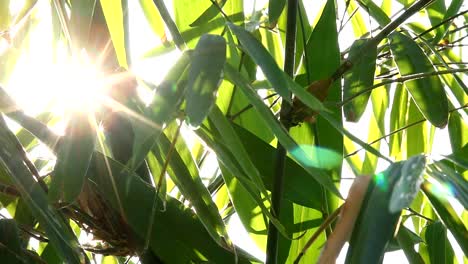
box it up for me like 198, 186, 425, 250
229, 93, 278, 120
266, 0, 298, 263
415, 9, 468, 40
332, 0, 439, 81
208, 0, 232, 23
338, 68, 468, 107
345, 104, 468, 158
405, 207, 434, 222
294, 205, 343, 264
144, 120, 183, 251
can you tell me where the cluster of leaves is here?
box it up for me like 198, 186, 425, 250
0, 0, 467, 263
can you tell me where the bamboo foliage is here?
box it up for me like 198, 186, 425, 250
0, 0, 466, 263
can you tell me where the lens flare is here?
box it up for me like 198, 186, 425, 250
290, 145, 341, 170
425, 180, 455, 199
374, 172, 388, 192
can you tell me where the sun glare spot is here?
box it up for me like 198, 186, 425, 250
374, 172, 388, 191
50, 58, 106, 113
425, 179, 455, 199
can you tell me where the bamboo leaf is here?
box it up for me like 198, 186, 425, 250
190, 0, 227, 27
0, 219, 24, 264
227, 23, 291, 103
346, 162, 404, 263
389, 32, 449, 128
69, 0, 97, 49
99, 0, 127, 67
0, 117, 84, 263
50, 113, 96, 203
268, 0, 286, 26
396, 225, 425, 264
355, 0, 391, 26
138, 0, 166, 42
389, 155, 426, 213
344, 39, 377, 122
233, 123, 323, 209
422, 181, 468, 256
423, 221, 456, 264
186, 34, 226, 127
224, 64, 341, 197
89, 152, 252, 263
157, 124, 230, 249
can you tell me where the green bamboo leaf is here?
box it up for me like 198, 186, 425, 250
50, 113, 96, 203
396, 225, 425, 264
305, 0, 340, 81
186, 34, 226, 127
389, 84, 408, 159
190, 0, 227, 27
218, 165, 269, 253
0, 117, 84, 263
346, 162, 404, 263
320, 111, 392, 163
195, 126, 291, 238
355, 0, 391, 26
448, 111, 468, 152
130, 51, 192, 171
148, 50, 192, 125
232, 124, 323, 209
11, 0, 38, 26
40, 244, 61, 264
0, 0, 10, 30
268, 0, 286, 26
99, 0, 127, 67
407, 98, 427, 157
426, 0, 446, 43
69, 0, 97, 48
0, 219, 24, 264
389, 155, 426, 213
347, 0, 368, 37
423, 221, 456, 264
432, 0, 463, 43
361, 90, 388, 175
389, 32, 449, 128
303, 0, 343, 217
138, 0, 166, 42
224, 64, 341, 197
422, 181, 468, 256
157, 124, 230, 249
428, 161, 468, 210
208, 105, 272, 202
227, 23, 291, 103
343, 39, 377, 122
89, 153, 251, 263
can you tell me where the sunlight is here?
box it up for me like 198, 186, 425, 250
50, 56, 106, 113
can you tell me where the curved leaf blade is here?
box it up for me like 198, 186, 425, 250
190, 0, 227, 27
423, 221, 456, 264
50, 113, 96, 203
343, 39, 377, 122
268, 0, 286, 26
186, 34, 226, 127
389, 155, 426, 213
389, 32, 449, 128
0, 117, 84, 263
157, 125, 230, 249
227, 23, 292, 103
346, 162, 404, 263
422, 181, 468, 256
224, 64, 340, 197
99, 0, 127, 67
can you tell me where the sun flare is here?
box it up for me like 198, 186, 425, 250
50, 58, 106, 113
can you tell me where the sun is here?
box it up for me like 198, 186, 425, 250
50, 57, 107, 113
